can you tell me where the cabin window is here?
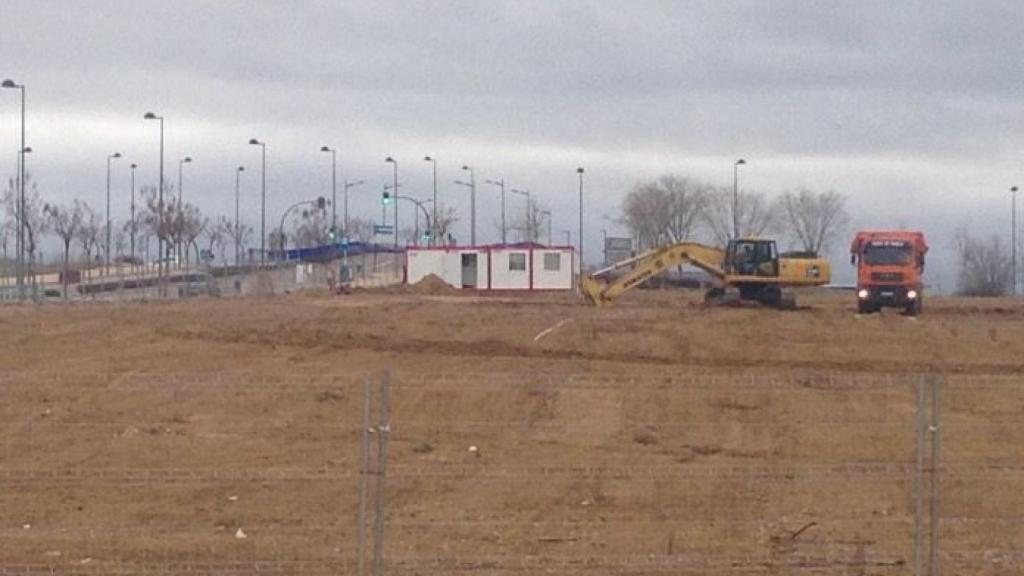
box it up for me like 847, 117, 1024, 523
508, 253, 527, 271
543, 253, 561, 271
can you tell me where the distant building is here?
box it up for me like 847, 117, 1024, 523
407, 244, 578, 291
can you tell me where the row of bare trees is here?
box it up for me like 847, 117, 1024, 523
620, 175, 850, 254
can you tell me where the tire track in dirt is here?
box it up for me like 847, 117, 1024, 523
155, 324, 1024, 376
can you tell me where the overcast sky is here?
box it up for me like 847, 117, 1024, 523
3, 0, 1023, 289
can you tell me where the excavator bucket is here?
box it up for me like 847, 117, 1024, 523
580, 275, 609, 306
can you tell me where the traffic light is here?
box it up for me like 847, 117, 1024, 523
382, 190, 392, 205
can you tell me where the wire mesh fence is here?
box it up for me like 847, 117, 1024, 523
1, 369, 1022, 575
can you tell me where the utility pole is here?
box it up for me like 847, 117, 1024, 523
1012, 186, 1018, 295
344, 180, 365, 238
577, 167, 584, 281
106, 152, 122, 271
385, 157, 398, 249
486, 178, 506, 244
249, 139, 267, 264
321, 146, 337, 234
2, 79, 25, 298
235, 166, 244, 265
733, 158, 746, 240
130, 163, 137, 269
424, 156, 438, 246
456, 165, 476, 245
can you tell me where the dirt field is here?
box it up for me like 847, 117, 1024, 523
1, 287, 1023, 574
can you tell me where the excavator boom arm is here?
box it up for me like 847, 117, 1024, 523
582, 242, 726, 305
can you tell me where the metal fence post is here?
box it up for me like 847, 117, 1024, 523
357, 376, 372, 576
929, 374, 942, 576
914, 376, 926, 576
372, 372, 391, 576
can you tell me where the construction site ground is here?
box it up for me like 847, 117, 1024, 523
1, 286, 1023, 574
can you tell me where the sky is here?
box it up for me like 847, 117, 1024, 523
2, 0, 1023, 290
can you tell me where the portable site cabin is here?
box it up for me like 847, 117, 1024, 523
406, 244, 577, 291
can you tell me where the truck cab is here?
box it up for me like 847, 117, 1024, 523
849, 230, 928, 315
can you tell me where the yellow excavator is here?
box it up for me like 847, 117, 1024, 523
582, 238, 830, 308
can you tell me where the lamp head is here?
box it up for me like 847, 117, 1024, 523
424, 155, 433, 162
2, 79, 18, 89
22, 146, 32, 153
1013, 186, 1019, 193
576, 167, 584, 174
320, 145, 331, 152
143, 112, 159, 120
237, 166, 245, 172
249, 138, 261, 146
462, 165, 470, 171
736, 158, 746, 166
182, 156, 192, 163
131, 163, 138, 169
385, 156, 395, 163
112, 152, 122, 159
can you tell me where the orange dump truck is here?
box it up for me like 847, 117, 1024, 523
849, 230, 928, 315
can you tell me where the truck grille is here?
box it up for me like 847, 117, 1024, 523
871, 272, 903, 282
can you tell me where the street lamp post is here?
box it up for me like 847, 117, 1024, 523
235, 166, 244, 265
486, 178, 507, 244
3, 79, 25, 297
511, 188, 531, 242
174, 156, 191, 268
130, 163, 138, 270
1013, 186, 1019, 296
106, 152, 122, 271
344, 180, 365, 237
16, 147, 31, 293
385, 157, 398, 249
562, 229, 571, 246
576, 167, 584, 271
143, 112, 165, 291
424, 156, 438, 246
320, 146, 337, 235
541, 209, 552, 245
733, 158, 746, 240
249, 139, 267, 264
458, 165, 476, 245
178, 156, 192, 205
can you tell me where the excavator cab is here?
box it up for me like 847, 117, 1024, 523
725, 239, 779, 277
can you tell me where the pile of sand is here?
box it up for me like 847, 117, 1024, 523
409, 273, 457, 295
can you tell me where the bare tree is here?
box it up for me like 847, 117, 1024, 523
77, 203, 103, 267
621, 175, 707, 251
776, 188, 849, 255
702, 186, 777, 246
0, 219, 12, 270
137, 185, 175, 263
175, 202, 207, 266
203, 216, 230, 265
292, 207, 330, 248
508, 200, 547, 243
621, 180, 674, 250
955, 229, 1011, 296
432, 203, 460, 245
44, 200, 84, 300
346, 217, 376, 243
3, 173, 49, 283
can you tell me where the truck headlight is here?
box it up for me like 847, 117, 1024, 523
907, 289, 918, 300
857, 289, 869, 299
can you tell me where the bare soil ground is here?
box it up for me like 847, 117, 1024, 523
1, 287, 1023, 574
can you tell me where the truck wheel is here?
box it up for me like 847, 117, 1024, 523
905, 297, 922, 316
857, 301, 875, 314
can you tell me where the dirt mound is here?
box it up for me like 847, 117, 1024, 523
409, 273, 457, 295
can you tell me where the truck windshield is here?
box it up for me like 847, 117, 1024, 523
863, 245, 912, 265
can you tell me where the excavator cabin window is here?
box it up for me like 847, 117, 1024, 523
727, 240, 779, 277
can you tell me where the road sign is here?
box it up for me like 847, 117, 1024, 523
374, 225, 394, 235
604, 236, 633, 265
